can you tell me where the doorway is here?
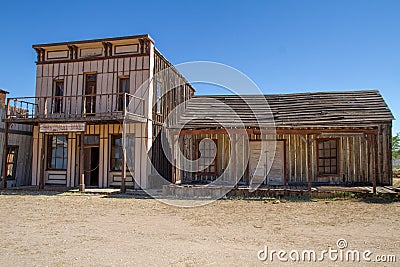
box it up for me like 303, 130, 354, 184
83, 135, 100, 187
248, 140, 285, 186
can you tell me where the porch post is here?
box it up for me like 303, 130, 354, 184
121, 123, 126, 193
372, 133, 377, 194
39, 133, 45, 189
79, 133, 85, 192
1, 122, 9, 189
306, 134, 312, 192
232, 133, 237, 185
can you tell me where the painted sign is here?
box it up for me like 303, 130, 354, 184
39, 123, 86, 133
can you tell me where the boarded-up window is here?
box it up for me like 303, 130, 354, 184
317, 139, 338, 175
47, 135, 68, 170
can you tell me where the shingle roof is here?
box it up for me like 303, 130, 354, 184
173, 90, 394, 129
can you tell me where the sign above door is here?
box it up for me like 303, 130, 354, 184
39, 123, 86, 133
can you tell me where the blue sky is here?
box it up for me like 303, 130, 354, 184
0, 0, 399, 133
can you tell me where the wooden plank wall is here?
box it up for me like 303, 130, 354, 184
0, 109, 33, 186
180, 126, 392, 186
150, 52, 195, 182
31, 123, 146, 188
36, 55, 150, 115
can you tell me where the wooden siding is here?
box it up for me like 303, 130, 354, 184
178, 126, 392, 186
31, 123, 148, 188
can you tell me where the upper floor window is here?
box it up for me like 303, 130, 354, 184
317, 139, 338, 175
84, 74, 97, 114
52, 80, 64, 113
118, 77, 130, 111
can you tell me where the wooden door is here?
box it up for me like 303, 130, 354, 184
249, 141, 285, 186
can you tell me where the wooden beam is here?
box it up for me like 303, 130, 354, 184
79, 133, 85, 192
1, 122, 9, 189
39, 133, 45, 189
177, 128, 378, 136
121, 123, 126, 193
306, 134, 312, 192
372, 133, 377, 194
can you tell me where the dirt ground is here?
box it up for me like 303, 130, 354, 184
0, 192, 399, 266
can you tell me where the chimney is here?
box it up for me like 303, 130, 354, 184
0, 89, 9, 108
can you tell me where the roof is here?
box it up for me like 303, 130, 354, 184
0, 89, 9, 94
173, 90, 394, 129
32, 34, 154, 48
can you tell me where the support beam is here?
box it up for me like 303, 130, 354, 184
1, 122, 9, 189
372, 133, 377, 194
39, 133, 45, 189
232, 134, 237, 186
79, 133, 85, 192
177, 128, 378, 136
306, 134, 312, 192
121, 123, 126, 193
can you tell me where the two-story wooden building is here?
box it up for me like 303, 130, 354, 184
4, 35, 194, 190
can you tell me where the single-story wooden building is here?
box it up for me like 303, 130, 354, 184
0, 89, 33, 188
171, 90, 394, 189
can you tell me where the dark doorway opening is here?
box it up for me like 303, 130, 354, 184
84, 146, 100, 187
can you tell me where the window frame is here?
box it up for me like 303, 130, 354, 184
316, 138, 339, 177
196, 139, 218, 176
47, 135, 68, 171
118, 76, 130, 111
6, 145, 19, 180
52, 80, 64, 114
110, 134, 123, 172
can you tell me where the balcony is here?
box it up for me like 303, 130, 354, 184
5, 93, 146, 124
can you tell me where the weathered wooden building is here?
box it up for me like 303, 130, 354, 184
172, 91, 394, 188
0, 89, 33, 188
3, 34, 394, 191
4, 35, 193, 189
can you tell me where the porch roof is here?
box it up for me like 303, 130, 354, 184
172, 90, 394, 129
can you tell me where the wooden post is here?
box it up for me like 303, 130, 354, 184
306, 134, 312, 192
39, 133, 45, 189
79, 133, 85, 192
1, 122, 9, 189
232, 134, 237, 186
372, 133, 377, 194
121, 123, 126, 193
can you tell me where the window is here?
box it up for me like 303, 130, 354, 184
84, 135, 100, 146
6, 146, 18, 180
317, 139, 338, 175
197, 139, 217, 174
110, 135, 122, 171
84, 74, 97, 114
52, 80, 64, 113
156, 82, 162, 114
110, 134, 135, 172
118, 77, 130, 111
47, 135, 68, 170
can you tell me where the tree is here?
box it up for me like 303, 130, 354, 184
393, 133, 400, 161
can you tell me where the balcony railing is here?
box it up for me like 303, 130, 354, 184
6, 93, 146, 122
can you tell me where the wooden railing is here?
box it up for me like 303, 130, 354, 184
6, 93, 146, 121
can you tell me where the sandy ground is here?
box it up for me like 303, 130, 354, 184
0, 192, 399, 266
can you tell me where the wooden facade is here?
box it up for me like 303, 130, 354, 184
0, 90, 33, 188
4, 35, 194, 189
172, 92, 394, 187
